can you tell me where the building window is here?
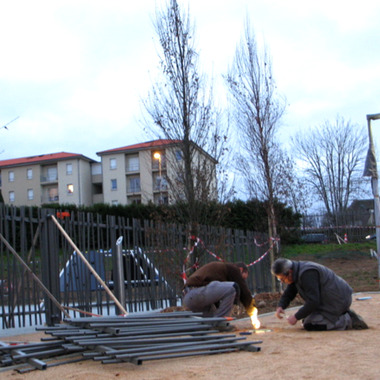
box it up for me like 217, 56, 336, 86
175, 150, 183, 161
27, 189, 34, 200
111, 200, 118, 205
128, 195, 141, 204
111, 179, 117, 191
48, 187, 59, 202
66, 163, 73, 175
27, 168, 33, 180
9, 191, 15, 202
154, 173, 168, 191
67, 184, 74, 194
46, 167, 58, 181
127, 176, 140, 193
8, 171, 14, 182
152, 152, 166, 170
126, 155, 139, 172
91, 163, 102, 175
110, 158, 117, 170
154, 193, 168, 205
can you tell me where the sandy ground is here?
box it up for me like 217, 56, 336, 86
1, 292, 380, 380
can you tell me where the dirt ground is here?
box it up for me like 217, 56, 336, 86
1, 252, 379, 379
1, 292, 379, 380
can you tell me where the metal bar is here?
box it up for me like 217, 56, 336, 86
114, 340, 260, 361
12, 349, 47, 370
85, 317, 229, 327
114, 236, 126, 315
130, 348, 253, 365
83, 335, 245, 357
76, 333, 237, 348
97, 336, 247, 358
100, 324, 213, 336
12, 347, 67, 360
73, 330, 221, 345
16, 353, 90, 374
64, 311, 204, 324
0, 340, 63, 353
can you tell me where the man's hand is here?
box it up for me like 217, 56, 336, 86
286, 314, 298, 325
275, 307, 286, 319
246, 298, 256, 317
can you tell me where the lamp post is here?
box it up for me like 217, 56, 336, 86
153, 152, 162, 204
364, 113, 380, 287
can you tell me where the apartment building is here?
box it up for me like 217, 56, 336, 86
0, 139, 217, 207
0, 152, 95, 207
97, 139, 217, 205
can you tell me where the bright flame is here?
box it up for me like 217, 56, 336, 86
250, 307, 261, 329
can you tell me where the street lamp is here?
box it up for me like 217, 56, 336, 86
364, 113, 380, 287
153, 152, 162, 204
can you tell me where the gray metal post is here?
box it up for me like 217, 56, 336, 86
40, 209, 62, 325
114, 236, 126, 314
365, 114, 380, 288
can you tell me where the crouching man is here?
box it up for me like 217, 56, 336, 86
271, 258, 368, 331
182, 261, 256, 318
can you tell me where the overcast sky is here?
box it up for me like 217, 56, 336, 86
1, 0, 380, 163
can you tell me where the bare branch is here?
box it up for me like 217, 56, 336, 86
292, 116, 369, 223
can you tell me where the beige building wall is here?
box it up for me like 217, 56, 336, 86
1, 165, 42, 206
0, 156, 95, 207
91, 163, 104, 204
0, 141, 217, 207
138, 150, 154, 204
101, 153, 127, 205
25, 165, 42, 205
58, 159, 93, 206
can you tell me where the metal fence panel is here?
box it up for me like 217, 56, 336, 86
0, 205, 273, 330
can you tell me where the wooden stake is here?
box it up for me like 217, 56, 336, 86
50, 215, 128, 315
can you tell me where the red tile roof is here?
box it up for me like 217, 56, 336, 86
0, 152, 94, 168
97, 139, 181, 155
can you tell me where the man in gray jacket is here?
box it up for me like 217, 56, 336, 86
271, 258, 368, 331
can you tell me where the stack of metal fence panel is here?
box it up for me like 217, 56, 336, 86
0, 311, 262, 373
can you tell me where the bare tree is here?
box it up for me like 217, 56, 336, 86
142, 0, 231, 258
226, 19, 287, 272
274, 151, 312, 215
292, 116, 369, 224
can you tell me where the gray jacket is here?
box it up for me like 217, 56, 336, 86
279, 261, 353, 323
295, 261, 352, 321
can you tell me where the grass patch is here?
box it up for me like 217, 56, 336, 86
280, 241, 377, 259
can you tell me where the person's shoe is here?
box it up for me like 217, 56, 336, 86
348, 309, 368, 330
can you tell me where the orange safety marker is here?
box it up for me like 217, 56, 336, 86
56, 211, 71, 219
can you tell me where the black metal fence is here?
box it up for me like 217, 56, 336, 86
0, 205, 273, 330
300, 213, 375, 243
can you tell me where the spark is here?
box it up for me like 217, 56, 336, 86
250, 307, 261, 329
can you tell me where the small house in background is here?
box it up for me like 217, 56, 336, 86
347, 199, 374, 226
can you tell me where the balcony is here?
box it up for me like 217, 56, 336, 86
40, 175, 58, 183
125, 164, 140, 173
127, 185, 141, 193
153, 176, 168, 191
41, 195, 59, 203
